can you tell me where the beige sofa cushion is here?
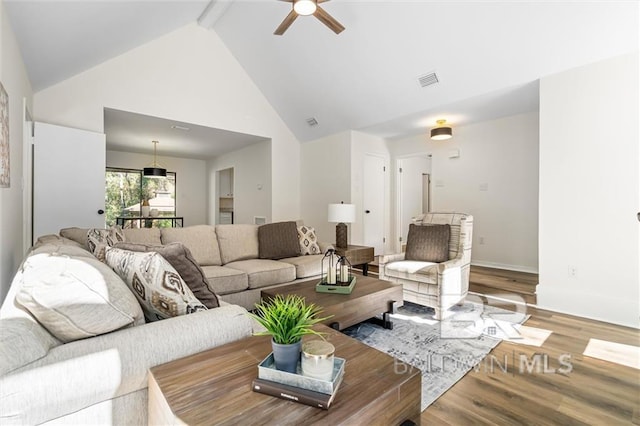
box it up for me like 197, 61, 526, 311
200, 266, 248, 295
105, 247, 208, 322
122, 228, 162, 245
385, 260, 438, 284
225, 259, 296, 289
15, 253, 145, 343
161, 225, 222, 266
280, 254, 324, 279
115, 242, 220, 309
215, 224, 259, 264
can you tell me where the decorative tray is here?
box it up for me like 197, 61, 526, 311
257, 353, 345, 395
316, 276, 356, 294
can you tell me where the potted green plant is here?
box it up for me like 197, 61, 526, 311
248, 294, 329, 373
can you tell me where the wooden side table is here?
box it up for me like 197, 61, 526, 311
334, 244, 374, 276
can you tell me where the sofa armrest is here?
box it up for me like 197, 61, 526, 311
0, 305, 253, 426
437, 256, 466, 273
318, 241, 334, 254
379, 253, 406, 264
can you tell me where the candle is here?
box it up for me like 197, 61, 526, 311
301, 340, 335, 381
340, 265, 349, 282
328, 264, 336, 284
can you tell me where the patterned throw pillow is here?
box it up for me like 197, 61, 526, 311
297, 226, 321, 255
87, 226, 125, 262
105, 247, 207, 322
114, 242, 220, 309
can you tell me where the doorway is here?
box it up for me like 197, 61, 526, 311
396, 155, 431, 252
217, 167, 234, 224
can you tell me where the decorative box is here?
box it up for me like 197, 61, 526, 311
316, 275, 356, 294
257, 353, 345, 395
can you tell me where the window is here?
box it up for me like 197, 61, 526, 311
105, 168, 176, 228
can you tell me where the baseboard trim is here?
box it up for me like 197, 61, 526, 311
471, 261, 538, 274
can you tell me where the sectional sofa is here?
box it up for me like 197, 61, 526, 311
0, 223, 330, 424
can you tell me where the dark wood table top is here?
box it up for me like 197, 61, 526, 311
149, 325, 421, 425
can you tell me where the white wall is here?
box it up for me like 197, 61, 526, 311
32, 23, 300, 222
207, 140, 271, 225
350, 131, 391, 252
0, 4, 33, 303
106, 150, 207, 226
538, 52, 639, 328
389, 112, 540, 272
300, 131, 351, 243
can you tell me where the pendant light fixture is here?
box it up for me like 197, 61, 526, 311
143, 140, 167, 178
430, 119, 453, 140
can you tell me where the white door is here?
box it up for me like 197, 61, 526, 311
33, 122, 106, 239
363, 154, 385, 254
397, 156, 431, 251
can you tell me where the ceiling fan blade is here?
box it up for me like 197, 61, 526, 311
313, 5, 345, 34
274, 9, 298, 35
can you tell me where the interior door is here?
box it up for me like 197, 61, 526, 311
397, 156, 431, 251
363, 154, 385, 254
33, 122, 106, 239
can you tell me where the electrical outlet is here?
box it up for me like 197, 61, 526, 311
479, 237, 485, 245
568, 266, 577, 278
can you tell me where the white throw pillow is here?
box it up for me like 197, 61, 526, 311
297, 226, 321, 255
105, 247, 207, 322
16, 253, 144, 343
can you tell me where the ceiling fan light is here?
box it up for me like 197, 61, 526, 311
294, 0, 317, 16
430, 119, 453, 140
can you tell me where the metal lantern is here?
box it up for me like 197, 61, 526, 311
321, 249, 338, 285
336, 255, 351, 284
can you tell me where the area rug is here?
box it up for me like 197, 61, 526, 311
342, 301, 528, 410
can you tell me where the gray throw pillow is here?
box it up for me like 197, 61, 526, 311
258, 221, 301, 260
115, 242, 220, 309
404, 224, 450, 263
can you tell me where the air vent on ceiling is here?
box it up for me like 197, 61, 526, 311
418, 72, 439, 88
306, 117, 319, 127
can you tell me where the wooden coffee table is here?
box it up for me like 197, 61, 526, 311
261, 275, 403, 330
149, 325, 421, 425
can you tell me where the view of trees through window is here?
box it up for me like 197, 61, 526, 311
105, 168, 176, 228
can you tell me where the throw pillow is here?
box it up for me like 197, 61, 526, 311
404, 224, 451, 263
115, 242, 220, 309
87, 226, 125, 262
15, 253, 144, 343
297, 226, 321, 255
59, 227, 91, 249
105, 247, 208, 322
258, 221, 301, 260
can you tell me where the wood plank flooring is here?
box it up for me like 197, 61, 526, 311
421, 298, 640, 425
366, 261, 638, 424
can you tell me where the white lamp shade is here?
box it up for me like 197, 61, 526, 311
328, 203, 356, 223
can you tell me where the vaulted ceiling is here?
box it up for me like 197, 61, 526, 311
5, 0, 638, 146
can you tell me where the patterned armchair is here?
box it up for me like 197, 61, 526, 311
379, 212, 473, 320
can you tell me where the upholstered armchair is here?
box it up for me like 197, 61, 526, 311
379, 212, 473, 320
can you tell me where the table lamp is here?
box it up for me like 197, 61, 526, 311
328, 202, 356, 249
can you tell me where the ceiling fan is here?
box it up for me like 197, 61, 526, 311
274, 0, 345, 35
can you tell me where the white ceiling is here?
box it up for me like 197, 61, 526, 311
104, 108, 269, 159
5, 0, 639, 148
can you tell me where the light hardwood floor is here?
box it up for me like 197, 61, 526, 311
421, 275, 640, 425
